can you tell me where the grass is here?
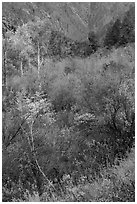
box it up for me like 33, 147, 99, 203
16, 147, 134, 202
58, 147, 135, 202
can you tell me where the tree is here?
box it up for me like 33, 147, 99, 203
9, 25, 34, 77
88, 31, 99, 52
104, 19, 122, 48
119, 6, 135, 45
48, 30, 62, 57
16, 91, 55, 196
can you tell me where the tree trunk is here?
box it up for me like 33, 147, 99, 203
28, 123, 44, 196
37, 42, 42, 91
28, 123, 56, 196
3, 49, 7, 89
30, 159, 44, 196
37, 42, 40, 80
20, 60, 23, 76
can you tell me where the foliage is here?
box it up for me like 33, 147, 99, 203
104, 19, 122, 48
104, 5, 135, 48
2, 2, 134, 202
119, 6, 135, 45
3, 148, 134, 202
47, 30, 97, 59
16, 91, 54, 125
88, 31, 99, 51
68, 147, 135, 202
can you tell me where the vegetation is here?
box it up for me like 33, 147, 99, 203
2, 2, 135, 202
104, 6, 135, 48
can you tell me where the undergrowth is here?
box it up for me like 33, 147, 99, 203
7, 147, 134, 202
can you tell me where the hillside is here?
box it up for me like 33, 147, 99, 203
2, 2, 135, 202
2, 2, 89, 41
2, 2, 134, 42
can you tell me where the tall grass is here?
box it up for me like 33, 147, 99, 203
14, 147, 134, 202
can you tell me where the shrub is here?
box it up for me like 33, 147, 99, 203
49, 74, 80, 112
47, 30, 98, 58
88, 31, 99, 52
58, 148, 135, 202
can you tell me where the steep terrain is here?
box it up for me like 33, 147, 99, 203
2, 2, 135, 202
2, 2, 134, 42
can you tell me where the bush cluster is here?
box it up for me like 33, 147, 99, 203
47, 30, 98, 59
